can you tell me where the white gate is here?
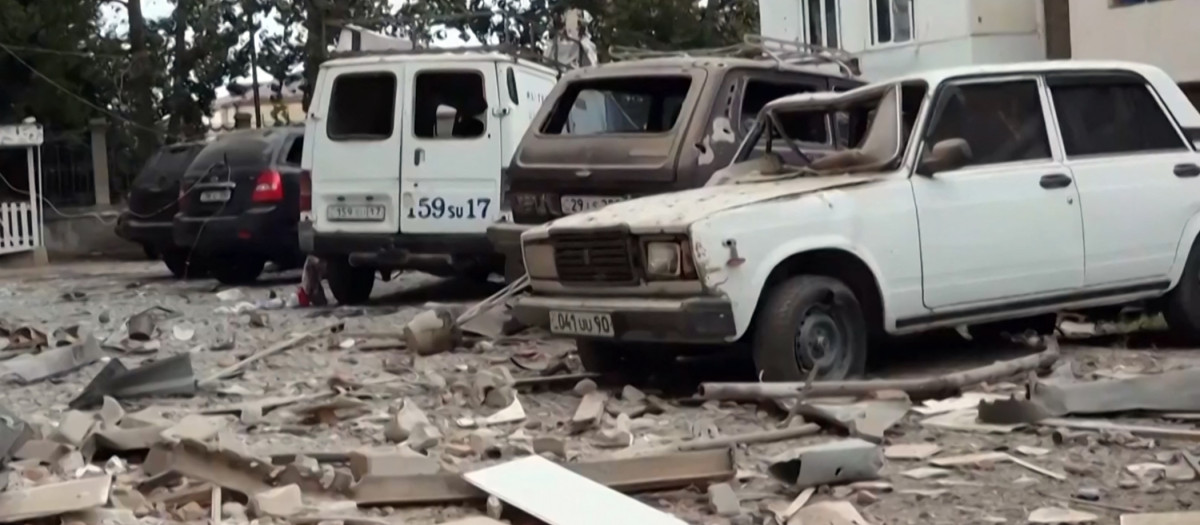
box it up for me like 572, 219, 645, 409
0, 124, 44, 257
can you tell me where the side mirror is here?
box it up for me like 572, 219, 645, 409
917, 138, 972, 176
435, 104, 457, 137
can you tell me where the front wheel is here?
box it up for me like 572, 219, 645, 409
752, 275, 868, 382
327, 258, 376, 305
1164, 240, 1200, 343
210, 255, 265, 285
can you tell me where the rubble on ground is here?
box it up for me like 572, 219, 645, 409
0, 261, 1197, 524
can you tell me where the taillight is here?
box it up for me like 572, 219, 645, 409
299, 170, 312, 212
252, 170, 284, 203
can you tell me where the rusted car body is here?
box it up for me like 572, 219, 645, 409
488, 53, 863, 278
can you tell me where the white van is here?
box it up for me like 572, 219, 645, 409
300, 49, 560, 304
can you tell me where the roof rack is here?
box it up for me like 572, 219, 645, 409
327, 43, 574, 73
608, 34, 860, 77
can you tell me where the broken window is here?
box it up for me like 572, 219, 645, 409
413, 71, 488, 139
740, 80, 819, 133
872, 0, 914, 45
541, 76, 692, 135
328, 73, 397, 140
1049, 79, 1186, 157
923, 80, 1050, 168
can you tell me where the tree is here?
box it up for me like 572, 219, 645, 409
160, 0, 249, 139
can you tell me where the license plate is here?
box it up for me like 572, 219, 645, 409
328, 204, 386, 222
199, 190, 231, 203
561, 195, 626, 215
549, 310, 614, 337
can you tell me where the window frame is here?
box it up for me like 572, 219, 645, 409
1043, 73, 1191, 160
735, 74, 827, 136
870, 0, 916, 48
326, 71, 399, 142
803, 0, 841, 49
536, 73, 699, 137
279, 134, 304, 166
915, 74, 1061, 173
412, 69, 489, 141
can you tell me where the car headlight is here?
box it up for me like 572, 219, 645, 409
523, 243, 557, 279
645, 242, 682, 278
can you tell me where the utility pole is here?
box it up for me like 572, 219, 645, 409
247, 3, 263, 128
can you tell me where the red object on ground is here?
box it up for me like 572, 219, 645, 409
296, 286, 311, 307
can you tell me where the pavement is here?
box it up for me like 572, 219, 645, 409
0, 260, 1198, 524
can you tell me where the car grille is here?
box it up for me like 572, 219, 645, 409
551, 231, 637, 284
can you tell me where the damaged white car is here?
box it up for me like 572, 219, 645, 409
513, 61, 1200, 381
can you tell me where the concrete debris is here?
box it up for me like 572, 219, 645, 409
160, 414, 230, 443
768, 439, 884, 488
533, 436, 568, 458
1120, 511, 1200, 524
384, 399, 432, 443
1028, 507, 1098, 523
883, 443, 941, 460
793, 398, 910, 442
900, 467, 952, 480
572, 392, 607, 433
54, 410, 95, 447
707, 482, 741, 516
573, 378, 598, 396
251, 484, 305, 518
350, 446, 442, 479
787, 500, 871, 525
0, 474, 112, 523
99, 396, 124, 427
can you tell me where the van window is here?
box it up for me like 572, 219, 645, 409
328, 73, 397, 140
740, 80, 818, 133
413, 71, 487, 139
541, 76, 692, 135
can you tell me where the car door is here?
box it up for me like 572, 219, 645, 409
911, 75, 1085, 309
1045, 72, 1200, 286
400, 63, 504, 235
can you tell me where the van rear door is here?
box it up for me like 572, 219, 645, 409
310, 65, 404, 234
399, 62, 504, 235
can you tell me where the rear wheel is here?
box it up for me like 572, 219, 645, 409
161, 249, 208, 279
1164, 240, 1200, 343
752, 275, 868, 381
211, 255, 265, 285
327, 258, 376, 305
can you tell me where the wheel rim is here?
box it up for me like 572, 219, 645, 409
793, 304, 850, 379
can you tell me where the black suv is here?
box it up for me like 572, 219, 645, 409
115, 141, 207, 278
173, 127, 307, 284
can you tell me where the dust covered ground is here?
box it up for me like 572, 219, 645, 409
2, 260, 1199, 524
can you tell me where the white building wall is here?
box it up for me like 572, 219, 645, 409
1068, 0, 1200, 84
759, 0, 1047, 81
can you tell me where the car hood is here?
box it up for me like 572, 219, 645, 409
524, 174, 883, 237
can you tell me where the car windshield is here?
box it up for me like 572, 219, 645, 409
734, 85, 908, 175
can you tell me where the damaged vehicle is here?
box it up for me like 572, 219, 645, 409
513, 61, 1200, 381
489, 36, 863, 280
115, 141, 207, 278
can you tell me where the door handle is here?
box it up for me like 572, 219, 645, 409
414, 148, 424, 166
1174, 163, 1200, 178
1039, 173, 1073, 189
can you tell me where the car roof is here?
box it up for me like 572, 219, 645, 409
766, 60, 1177, 110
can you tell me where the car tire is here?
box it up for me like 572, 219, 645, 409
1164, 239, 1200, 343
161, 250, 208, 279
327, 258, 376, 305
211, 256, 266, 285
752, 275, 868, 382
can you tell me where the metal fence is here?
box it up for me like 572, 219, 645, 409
40, 129, 94, 207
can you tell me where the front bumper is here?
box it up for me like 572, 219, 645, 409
512, 295, 737, 344
115, 212, 174, 248
173, 208, 297, 256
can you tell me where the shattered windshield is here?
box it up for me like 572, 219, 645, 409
733, 85, 906, 175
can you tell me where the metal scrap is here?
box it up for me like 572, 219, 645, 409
1, 335, 103, 384
69, 354, 196, 409
0, 474, 112, 523
463, 455, 688, 525
767, 439, 884, 489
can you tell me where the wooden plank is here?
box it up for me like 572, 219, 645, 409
464, 456, 687, 525
1040, 418, 1200, 442
15, 203, 27, 249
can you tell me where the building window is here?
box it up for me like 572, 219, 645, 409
804, 0, 840, 49
1110, 0, 1168, 6
872, 0, 914, 46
